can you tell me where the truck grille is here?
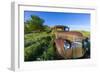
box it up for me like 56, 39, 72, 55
71, 41, 82, 49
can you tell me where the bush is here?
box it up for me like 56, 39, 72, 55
24, 34, 54, 61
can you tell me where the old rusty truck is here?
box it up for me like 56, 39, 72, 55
52, 25, 90, 59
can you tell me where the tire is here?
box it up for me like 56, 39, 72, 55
82, 38, 90, 58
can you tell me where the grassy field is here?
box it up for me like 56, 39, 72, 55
79, 31, 90, 37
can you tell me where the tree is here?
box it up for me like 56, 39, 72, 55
24, 15, 45, 33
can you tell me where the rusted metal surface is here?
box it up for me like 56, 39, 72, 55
55, 38, 72, 58
54, 31, 84, 59
55, 31, 84, 41
52, 25, 85, 59
55, 38, 84, 59
54, 38, 65, 57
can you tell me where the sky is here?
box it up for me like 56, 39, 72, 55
24, 11, 90, 31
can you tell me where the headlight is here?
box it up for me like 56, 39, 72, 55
64, 40, 71, 50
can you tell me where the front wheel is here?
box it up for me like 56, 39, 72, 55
82, 37, 90, 58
